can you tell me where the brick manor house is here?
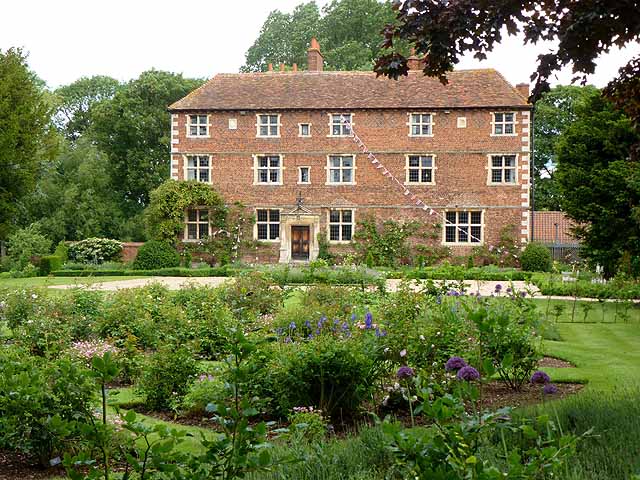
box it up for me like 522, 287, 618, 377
168, 38, 532, 263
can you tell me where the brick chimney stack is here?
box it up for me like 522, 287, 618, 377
407, 48, 425, 71
307, 37, 324, 72
516, 83, 530, 100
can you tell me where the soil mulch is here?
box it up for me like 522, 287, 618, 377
538, 356, 575, 368
480, 381, 583, 410
0, 451, 65, 480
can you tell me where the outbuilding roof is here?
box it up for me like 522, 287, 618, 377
169, 69, 530, 111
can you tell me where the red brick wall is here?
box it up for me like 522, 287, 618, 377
170, 107, 531, 260
121, 242, 144, 263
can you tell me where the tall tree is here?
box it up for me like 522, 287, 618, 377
533, 85, 600, 210
373, 1, 640, 122
54, 75, 120, 141
20, 139, 128, 243
90, 70, 203, 216
0, 48, 55, 239
242, 0, 400, 72
555, 95, 640, 276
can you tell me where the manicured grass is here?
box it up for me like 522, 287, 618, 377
0, 275, 143, 288
532, 298, 640, 324
541, 322, 640, 389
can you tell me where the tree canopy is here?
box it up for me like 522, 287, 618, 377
90, 70, 203, 216
374, 1, 640, 123
242, 0, 401, 72
0, 48, 55, 239
555, 95, 640, 276
533, 85, 600, 210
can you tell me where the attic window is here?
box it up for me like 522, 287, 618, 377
187, 115, 208, 137
492, 112, 516, 135
257, 114, 281, 137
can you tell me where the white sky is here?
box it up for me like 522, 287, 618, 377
2, 0, 638, 89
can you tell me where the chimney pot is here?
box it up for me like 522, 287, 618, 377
279, 63, 285, 72
267, 63, 273, 72
307, 37, 324, 72
516, 83, 530, 100
293, 63, 298, 72
407, 52, 425, 71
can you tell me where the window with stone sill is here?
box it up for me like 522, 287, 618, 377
327, 155, 354, 184
187, 115, 208, 137
329, 209, 353, 242
409, 113, 433, 136
406, 155, 434, 184
256, 209, 280, 240
257, 114, 280, 137
299, 123, 311, 137
489, 155, 517, 184
492, 112, 516, 135
185, 208, 210, 240
255, 155, 282, 184
444, 211, 482, 244
186, 155, 211, 183
329, 114, 352, 136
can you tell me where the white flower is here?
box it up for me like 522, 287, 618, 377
431, 344, 435, 348
400, 349, 407, 357
31, 294, 38, 299
419, 335, 425, 341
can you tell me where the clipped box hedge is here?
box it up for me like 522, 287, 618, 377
39, 255, 63, 276
404, 267, 534, 281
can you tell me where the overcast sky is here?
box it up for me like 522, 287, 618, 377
2, 0, 639, 89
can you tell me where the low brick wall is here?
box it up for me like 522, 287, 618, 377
121, 242, 144, 263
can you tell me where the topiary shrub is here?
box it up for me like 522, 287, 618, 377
39, 255, 62, 276
520, 242, 553, 272
132, 240, 180, 270
68, 238, 122, 264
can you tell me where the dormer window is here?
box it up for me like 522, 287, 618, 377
257, 114, 280, 137
187, 115, 208, 137
492, 112, 516, 135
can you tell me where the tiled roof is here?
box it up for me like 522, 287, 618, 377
533, 211, 579, 244
169, 69, 530, 111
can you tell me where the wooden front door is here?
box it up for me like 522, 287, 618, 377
291, 226, 310, 260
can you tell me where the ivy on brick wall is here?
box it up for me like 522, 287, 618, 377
352, 216, 420, 267
145, 180, 226, 243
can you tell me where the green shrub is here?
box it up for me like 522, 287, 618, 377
180, 373, 224, 415
0, 346, 95, 466
260, 336, 378, 419
520, 242, 553, 272
39, 255, 62, 275
53, 241, 69, 262
6, 224, 52, 270
219, 271, 283, 320
138, 345, 198, 411
68, 237, 123, 264
132, 240, 180, 270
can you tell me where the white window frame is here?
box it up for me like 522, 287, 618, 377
408, 112, 434, 137
184, 154, 212, 184
186, 114, 209, 138
256, 113, 281, 138
442, 210, 484, 245
298, 123, 312, 137
487, 154, 518, 185
404, 154, 436, 185
327, 113, 353, 137
298, 166, 311, 184
328, 209, 355, 243
325, 154, 356, 185
490, 112, 518, 136
252, 154, 284, 185
184, 208, 211, 241
254, 208, 281, 242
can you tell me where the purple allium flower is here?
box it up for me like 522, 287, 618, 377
445, 356, 467, 372
396, 366, 415, 379
456, 366, 481, 382
530, 371, 551, 385
519, 291, 527, 298
495, 284, 503, 292
543, 383, 559, 395
365, 312, 373, 329
289, 322, 296, 330
506, 287, 512, 294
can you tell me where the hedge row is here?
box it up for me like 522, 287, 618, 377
51, 266, 237, 277
533, 279, 640, 299
401, 268, 534, 281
